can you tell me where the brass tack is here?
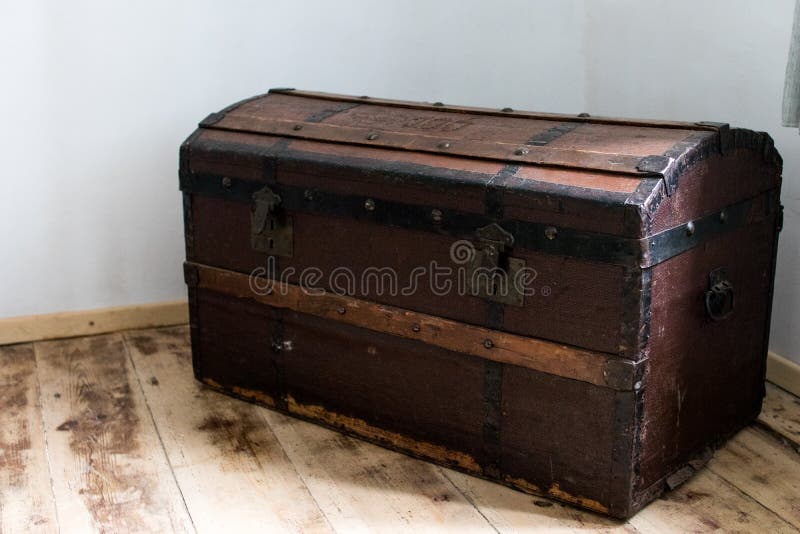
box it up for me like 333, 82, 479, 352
686, 221, 696, 236
514, 147, 529, 156
221, 176, 232, 189
502, 107, 513, 112
303, 189, 314, 201
433, 101, 444, 107
366, 132, 379, 140
483, 339, 494, 349
431, 209, 443, 223
293, 124, 303, 131
412, 324, 421, 333
364, 198, 376, 211
578, 112, 591, 118
336, 306, 346, 315
438, 141, 451, 149
719, 210, 728, 223
544, 226, 558, 240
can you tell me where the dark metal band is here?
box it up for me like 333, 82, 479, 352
526, 122, 581, 146
182, 171, 767, 269
184, 171, 642, 265
181, 174, 768, 267
304, 102, 360, 123
485, 165, 519, 328
482, 360, 503, 478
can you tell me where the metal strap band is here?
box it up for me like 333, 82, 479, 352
183, 172, 767, 269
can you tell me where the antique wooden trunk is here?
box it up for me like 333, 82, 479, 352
179, 89, 783, 517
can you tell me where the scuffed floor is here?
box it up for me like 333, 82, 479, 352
1, 326, 798, 533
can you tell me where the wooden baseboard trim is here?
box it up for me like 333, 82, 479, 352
767, 351, 800, 397
0, 300, 189, 346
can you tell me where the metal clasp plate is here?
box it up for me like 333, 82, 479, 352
251, 185, 293, 256
468, 223, 526, 307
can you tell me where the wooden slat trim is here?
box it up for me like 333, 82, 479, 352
767, 351, 800, 398
189, 262, 635, 390
208, 115, 648, 176
270, 89, 718, 131
0, 301, 189, 345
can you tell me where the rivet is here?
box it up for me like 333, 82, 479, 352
438, 141, 451, 149
483, 339, 494, 349
634, 381, 643, 391
221, 176, 232, 189
502, 107, 513, 112
719, 210, 728, 223
366, 132, 379, 140
514, 147, 529, 156
303, 189, 314, 201
578, 112, 591, 118
431, 209, 443, 223
336, 306, 346, 315
364, 198, 376, 211
686, 221, 696, 236
293, 124, 303, 131
544, 226, 558, 240
433, 101, 444, 107
412, 323, 421, 333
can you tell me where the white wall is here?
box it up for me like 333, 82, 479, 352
1, 1, 797, 363
0, 0, 585, 318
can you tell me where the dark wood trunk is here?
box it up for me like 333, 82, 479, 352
180, 89, 783, 518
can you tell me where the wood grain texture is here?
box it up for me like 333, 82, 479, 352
124, 327, 333, 534
261, 409, 498, 533
3, 327, 800, 532
261, 89, 715, 130
759, 382, 800, 451
0, 301, 188, 345
442, 469, 639, 533
707, 427, 800, 527
0, 344, 58, 534
192, 263, 620, 389
630, 470, 797, 533
34, 334, 193, 533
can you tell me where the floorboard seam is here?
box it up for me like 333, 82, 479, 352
754, 419, 800, 454
255, 408, 341, 534
437, 468, 502, 534
121, 333, 198, 534
705, 465, 800, 531
31, 342, 62, 534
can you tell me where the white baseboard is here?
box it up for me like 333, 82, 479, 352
0, 300, 189, 345
767, 351, 800, 397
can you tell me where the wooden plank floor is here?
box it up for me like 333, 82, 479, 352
1, 326, 799, 533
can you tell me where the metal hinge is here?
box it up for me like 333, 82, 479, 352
251, 185, 293, 256
468, 223, 526, 307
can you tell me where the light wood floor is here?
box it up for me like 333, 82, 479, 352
2, 326, 799, 533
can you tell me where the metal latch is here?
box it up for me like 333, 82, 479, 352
468, 223, 526, 307
251, 185, 293, 256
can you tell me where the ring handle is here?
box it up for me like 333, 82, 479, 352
704, 268, 734, 322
